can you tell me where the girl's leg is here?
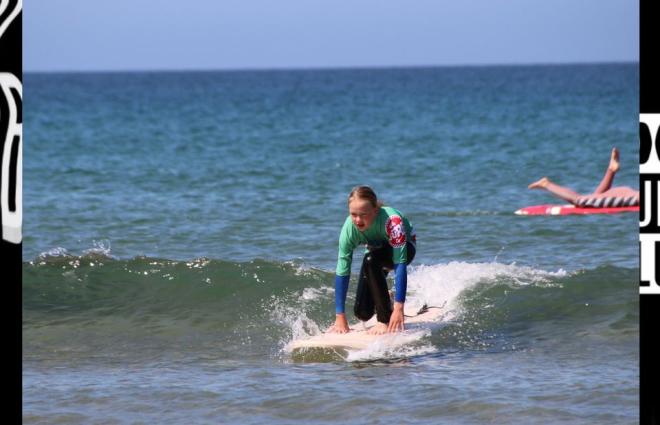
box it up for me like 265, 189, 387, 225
593, 147, 620, 194
354, 258, 376, 322
354, 245, 393, 324
528, 177, 582, 204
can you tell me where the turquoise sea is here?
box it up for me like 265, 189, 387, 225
24, 63, 639, 424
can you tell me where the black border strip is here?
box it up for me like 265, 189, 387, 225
8, 134, 19, 212
640, 0, 659, 423
0, 2, 22, 424
640, 0, 660, 113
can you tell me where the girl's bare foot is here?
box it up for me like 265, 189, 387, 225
528, 177, 549, 189
609, 147, 620, 173
366, 322, 388, 335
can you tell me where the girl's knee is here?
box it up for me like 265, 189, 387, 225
353, 308, 373, 322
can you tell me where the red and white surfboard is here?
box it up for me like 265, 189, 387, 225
515, 204, 639, 216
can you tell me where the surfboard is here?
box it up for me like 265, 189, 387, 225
285, 303, 446, 355
515, 204, 639, 216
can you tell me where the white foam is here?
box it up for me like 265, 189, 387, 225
269, 283, 337, 344
81, 239, 114, 258
280, 260, 568, 361
406, 261, 567, 316
344, 329, 438, 362
283, 259, 326, 278
271, 302, 322, 342
300, 286, 333, 301
37, 247, 71, 258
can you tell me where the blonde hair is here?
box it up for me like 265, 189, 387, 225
348, 185, 384, 208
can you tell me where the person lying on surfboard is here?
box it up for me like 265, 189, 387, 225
527, 147, 639, 208
327, 185, 417, 335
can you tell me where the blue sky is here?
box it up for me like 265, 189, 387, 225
25, 0, 638, 71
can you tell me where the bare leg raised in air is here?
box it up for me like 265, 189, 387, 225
527, 147, 638, 206
528, 176, 581, 204
592, 147, 619, 194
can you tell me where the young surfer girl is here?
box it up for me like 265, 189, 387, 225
528, 147, 639, 207
327, 186, 416, 335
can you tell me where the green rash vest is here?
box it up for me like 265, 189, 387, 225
335, 206, 415, 276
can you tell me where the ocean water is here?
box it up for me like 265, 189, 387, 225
24, 64, 639, 424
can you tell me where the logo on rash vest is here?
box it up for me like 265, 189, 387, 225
386, 216, 406, 248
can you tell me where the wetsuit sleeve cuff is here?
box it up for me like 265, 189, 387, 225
394, 263, 407, 303
335, 274, 350, 314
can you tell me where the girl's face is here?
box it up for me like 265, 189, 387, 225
349, 198, 378, 232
